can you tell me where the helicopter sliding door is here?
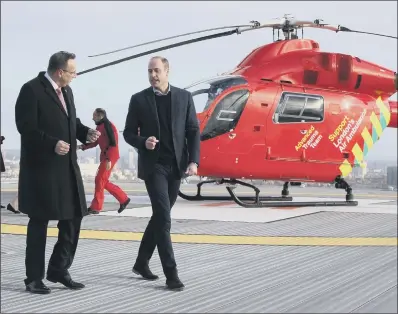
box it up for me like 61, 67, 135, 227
199, 86, 261, 178
200, 87, 251, 151
266, 85, 326, 180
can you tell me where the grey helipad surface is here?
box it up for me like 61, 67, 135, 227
1, 187, 397, 313
1, 234, 397, 313
2, 209, 398, 237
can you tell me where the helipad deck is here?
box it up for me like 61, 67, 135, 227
1, 188, 397, 313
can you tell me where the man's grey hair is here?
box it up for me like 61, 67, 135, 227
47, 51, 76, 74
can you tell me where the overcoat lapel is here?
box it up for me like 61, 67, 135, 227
61, 88, 71, 120
170, 85, 178, 135
39, 72, 68, 118
145, 88, 158, 118
145, 88, 160, 135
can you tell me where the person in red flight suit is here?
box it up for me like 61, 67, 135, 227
79, 108, 130, 214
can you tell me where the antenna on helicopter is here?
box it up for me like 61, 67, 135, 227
78, 15, 397, 76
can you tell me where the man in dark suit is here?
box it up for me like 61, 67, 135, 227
123, 56, 200, 290
15, 51, 100, 294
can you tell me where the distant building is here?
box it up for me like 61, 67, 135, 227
386, 166, 397, 187
95, 146, 100, 163
128, 149, 136, 170
352, 161, 367, 179
79, 163, 100, 177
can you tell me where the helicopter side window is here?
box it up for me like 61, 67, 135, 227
280, 95, 306, 122
301, 97, 324, 119
200, 89, 250, 141
274, 92, 324, 123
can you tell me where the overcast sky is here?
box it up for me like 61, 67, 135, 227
1, 1, 397, 160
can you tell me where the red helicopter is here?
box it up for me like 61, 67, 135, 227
78, 15, 398, 208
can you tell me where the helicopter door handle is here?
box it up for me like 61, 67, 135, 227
228, 133, 236, 139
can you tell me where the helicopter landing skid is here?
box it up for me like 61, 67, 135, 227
178, 179, 293, 203
225, 177, 358, 208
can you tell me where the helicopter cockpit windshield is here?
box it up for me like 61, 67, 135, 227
184, 75, 248, 113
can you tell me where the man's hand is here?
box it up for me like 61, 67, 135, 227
145, 136, 159, 150
55, 140, 70, 155
185, 162, 198, 176
106, 160, 112, 171
87, 129, 101, 143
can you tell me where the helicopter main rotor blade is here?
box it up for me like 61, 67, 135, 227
76, 15, 397, 76
337, 27, 397, 39
299, 20, 397, 39
88, 24, 257, 58
77, 29, 240, 75
78, 20, 285, 75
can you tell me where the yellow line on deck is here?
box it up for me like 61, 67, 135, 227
2, 224, 397, 247
1, 188, 396, 199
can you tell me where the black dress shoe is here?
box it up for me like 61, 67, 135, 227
87, 208, 99, 215
25, 280, 51, 294
132, 264, 159, 280
7, 203, 20, 214
1, 205, 5, 208
166, 277, 185, 290
118, 198, 131, 213
46, 275, 85, 289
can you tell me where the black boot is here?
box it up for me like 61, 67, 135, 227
132, 262, 159, 280
118, 198, 131, 213
166, 277, 185, 290
165, 269, 184, 290
7, 203, 19, 214
46, 274, 85, 290
25, 280, 51, 294
87, 207, 99, 215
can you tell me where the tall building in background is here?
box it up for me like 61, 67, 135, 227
387, 166, 397, 187
119, 156, 127, 170
95, 146, 100, 164
352, 161, 367, 179
128, 149, 136, 170
360, 161, 367, 179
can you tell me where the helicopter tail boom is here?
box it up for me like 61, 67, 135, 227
388, 100, 397, 128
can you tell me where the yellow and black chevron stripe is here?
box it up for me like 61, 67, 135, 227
339, 96, 391, 177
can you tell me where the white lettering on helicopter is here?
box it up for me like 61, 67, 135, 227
295, 125, 322, 151
304, 132, 323, 149
329, 109, 367, 152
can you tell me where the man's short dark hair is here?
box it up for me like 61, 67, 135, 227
151, 56, 169, 70
95, 108, 107, 117
47, 51, 76, 74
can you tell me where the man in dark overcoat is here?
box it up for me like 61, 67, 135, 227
15, 51, 100, 294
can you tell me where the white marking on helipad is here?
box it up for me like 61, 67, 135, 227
97, 196, 397, 223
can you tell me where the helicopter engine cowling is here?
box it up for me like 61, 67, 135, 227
345, 56, 397, 98
232, 40, 397, 99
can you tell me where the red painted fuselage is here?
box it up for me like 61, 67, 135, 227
189, 39, 397, 183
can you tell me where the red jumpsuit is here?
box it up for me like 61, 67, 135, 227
82, 121, 129, 211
